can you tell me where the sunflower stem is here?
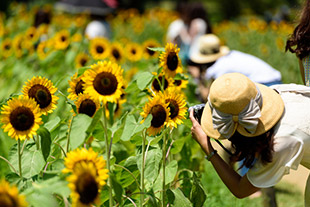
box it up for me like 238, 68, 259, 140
161, 74, 165, 92
34, 135, 40, 150
162, 131, 168, 207
0, 155, 18, 175
18, 139, 22, 178
141, 129, 146, 207
102, 105, 113, 207
66, 115, 74, 154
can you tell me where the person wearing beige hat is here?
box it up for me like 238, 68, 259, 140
189, 73, 310, 206
188, 34, 282, 102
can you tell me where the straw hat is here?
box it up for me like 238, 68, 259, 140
190, 34, 230, 64
201, 73, 284, 139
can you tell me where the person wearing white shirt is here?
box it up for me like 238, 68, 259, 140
188, 34, 282, 102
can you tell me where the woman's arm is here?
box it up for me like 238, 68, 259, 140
189, 109, 260, 198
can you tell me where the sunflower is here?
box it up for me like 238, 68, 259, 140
164, 87, 187, 128
72, 33, 83, 43
1, 96, 42, 140
124, 67, 138, 82
54, 29, 70, 50
13, 34, 24, 58
140, 93, 170, 136
24, 26, 39, 43
159, 43, 183, 77
105, 95, 126, 119
22, 76, 59, 115
173, 74, 188, 90
0, 179, 28, 207
75, 53, 89, 68
37, 40, 52, 60
89, 37, 110, 60
150, 73, 173, 95
74, 94, 100, 117
109, 42, 124, 63
83, 61, 124, 104
68, 73, 85, 101
1, 38, 13, 58
142, 39, 160, 59
63, 148, 109, 207
125, 42, 143, 62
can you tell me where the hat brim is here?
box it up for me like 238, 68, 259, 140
201, 83, 284, 139
190, 46, 230, 64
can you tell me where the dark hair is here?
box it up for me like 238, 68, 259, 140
286, 0, 310, 59
229, 128, 275, 169
183, 2, 212, 34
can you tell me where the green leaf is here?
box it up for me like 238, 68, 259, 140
44, 117, 61, 132
136, 71, 153, 90
190, 173, 207, 207
167, 188, 192, 207
31, 176, 70, 197
153, 160, 178, 192
174, 73, 188, 80
26, 192, 59, 207
120, 114, 136, 141
37, 127, 51, 161
77, 66, 91, 76
69, 114, 93, 150
135, 115, 152, 133
86, 107, 103, 135
9, 144, 46, 179
171, 136, 190, 154
147, 47, 165, 52
137, 148, 162, 184
65, 49, 76, 65
111, 175, 124, 205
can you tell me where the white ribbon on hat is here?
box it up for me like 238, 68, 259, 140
209, 86, 263, 139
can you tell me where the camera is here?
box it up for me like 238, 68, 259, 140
188, 103, 205, 124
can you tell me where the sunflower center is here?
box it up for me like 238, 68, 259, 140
76, 172, 98, 205
152, 76, 168, 92
131, 49, 136, 55
112, 49, 120, 60
147, 47, 155, 56
61, 36, 66, 42
28, 84, 52, 109
150, 104, 166, 128
0, 192, 16, 207
75, 80, 85, 95
167, 52, 178, 71
174, 80, 181, 86
78, 99, 97, 117
167, 99, 179, 119
96, 46, 104, 54
10, 106, 34, 131
80, 58, 87, 66
93, 72, 118, 95
4, 44, 10, 50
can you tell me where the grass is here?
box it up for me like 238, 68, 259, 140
200, 160, 304, 207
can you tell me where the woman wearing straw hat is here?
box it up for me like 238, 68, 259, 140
188, 34, 282, 102
189, 73, 310, 206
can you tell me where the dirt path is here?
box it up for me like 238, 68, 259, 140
280, 165, 309, 193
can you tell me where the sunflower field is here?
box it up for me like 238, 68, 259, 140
0, 2, 303, 207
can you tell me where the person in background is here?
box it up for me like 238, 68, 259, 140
286, 0, 310, 86
166, 2, 212, 64
190, 73, 310, 207
188, 34, 282, 102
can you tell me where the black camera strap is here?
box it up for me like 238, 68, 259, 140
214, 139, 233, 156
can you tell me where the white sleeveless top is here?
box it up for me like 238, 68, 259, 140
247, 84, 310, 188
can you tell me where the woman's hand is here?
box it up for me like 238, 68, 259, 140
189, 108, 212, 154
